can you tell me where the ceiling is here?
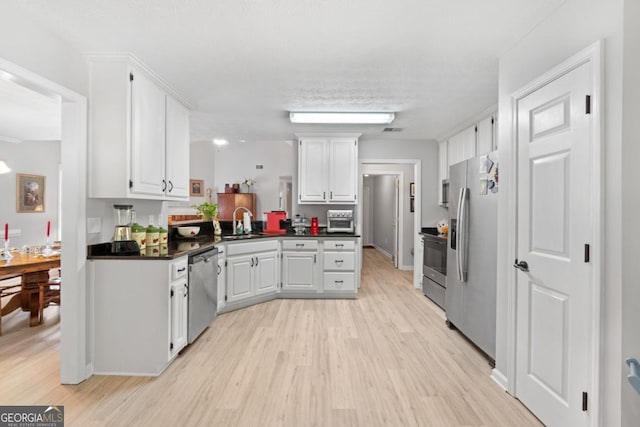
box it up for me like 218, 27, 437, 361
10, 0, 565, 144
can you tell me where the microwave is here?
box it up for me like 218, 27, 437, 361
327, 210, 354, 233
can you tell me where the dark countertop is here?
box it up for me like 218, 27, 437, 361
87, 230, 360, 261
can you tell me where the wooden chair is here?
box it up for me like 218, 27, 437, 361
0, 275, 22, 336
38, 276, 61, 325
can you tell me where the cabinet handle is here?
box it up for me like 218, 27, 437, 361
177, 267, 186, 273
336, 244, 344, 248
255, 256, 259, 266
314, 254, 317, 263
323, 192, 326, 199
335, 280, 344, 287
168, 180, 174, 192
217, 265, 221, 275
250, 257, 254, 267
184, 283, 188, 297
335, 259, 344, 265
296, 243, 304, 248
330, 191, 333, 200
162, 179, 167, 192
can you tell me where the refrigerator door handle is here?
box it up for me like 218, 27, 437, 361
458, 187, 469, 282
456, 187, 464, 281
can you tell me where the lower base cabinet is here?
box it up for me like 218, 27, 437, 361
225, 240, 280, 305
91, 256, 188, 376
282, 240, 319, 292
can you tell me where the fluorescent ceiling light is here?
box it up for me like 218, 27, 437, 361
289, 112, 395, 124
0, 160, 10, 174
213, 138, 228, 146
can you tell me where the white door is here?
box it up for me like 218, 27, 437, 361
328, 137, 357, 202
130, 71, 166, 196
393, 177, 399, 268
254, 251, 279, 296
282, 252, 317, 290
226, 255, 253, 302
298, 138, 328, 202
515, 62, 592, 426
165, 96, 190, 199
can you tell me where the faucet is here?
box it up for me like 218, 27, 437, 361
232, 207, 252, 235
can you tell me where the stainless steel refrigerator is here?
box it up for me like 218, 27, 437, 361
446, 152, 498, 361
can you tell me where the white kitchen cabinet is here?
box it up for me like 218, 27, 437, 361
164, 96, 191, 199
91, 255, 188, 376
216, 246, 226, 313
322, 239, 357, 293
438, 140, 448, 205
298, 135, 359, 204
448, 125, 476, 166
476, 115, 496, 155
170, 279, 188, 358
225, 240, 280, 304
282, 239, 319, 291
88, 54, 191, 200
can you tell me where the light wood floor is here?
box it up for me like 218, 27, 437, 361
0, 248, 541, 426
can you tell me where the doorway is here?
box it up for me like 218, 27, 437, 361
361, 173, 401, 268
0, 57, 88, 384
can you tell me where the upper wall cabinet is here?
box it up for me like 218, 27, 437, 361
298, 135, 359, 204
88, 54, 192, 200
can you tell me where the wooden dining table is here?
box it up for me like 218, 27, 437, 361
0, 251, 61, 326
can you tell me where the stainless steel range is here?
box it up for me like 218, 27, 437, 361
422, 230, 447, 309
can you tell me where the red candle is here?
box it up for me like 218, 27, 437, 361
46, 221, 51, 237
4, 223, 7, 241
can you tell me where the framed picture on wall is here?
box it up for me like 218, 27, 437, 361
16, 173, 45, 213
190, 179, 204, 197
409, 182, 415, 197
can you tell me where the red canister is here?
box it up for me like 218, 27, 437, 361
310, 217, 319, 235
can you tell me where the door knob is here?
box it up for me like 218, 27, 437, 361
513, 259, 529, 272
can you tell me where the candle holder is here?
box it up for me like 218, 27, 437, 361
43, 237, 53, 256
3, 239, 13, 261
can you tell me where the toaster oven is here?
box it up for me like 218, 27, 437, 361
327, 210, 354, 233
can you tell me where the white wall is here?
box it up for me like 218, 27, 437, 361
0, 141, 61, 247
214, 140, 295, 221
371, 175, 396, 257
358, 139, 444, 228
496, 0, 623, 424
189, 141, 216, 207
621, 1, 640, 424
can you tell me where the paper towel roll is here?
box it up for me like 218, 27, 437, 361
243, 212, 252, 233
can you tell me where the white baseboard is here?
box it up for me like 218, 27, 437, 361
399, 264, 414, 271
491, 368, 508, 391
372, 245, 392, 259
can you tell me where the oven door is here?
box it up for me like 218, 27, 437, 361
327, 218, 353, 233
422, 236, 447, 286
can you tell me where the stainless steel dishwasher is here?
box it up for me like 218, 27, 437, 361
187, 246, 218, 343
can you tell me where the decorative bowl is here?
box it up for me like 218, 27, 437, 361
177, 226, 200, 238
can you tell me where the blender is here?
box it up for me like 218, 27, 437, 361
112, 204, 139, 253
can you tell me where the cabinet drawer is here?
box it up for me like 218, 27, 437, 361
323, 240, 355, 250
324, 272, 355, 291
323, 252, 355, 270
282, 240, 318, 251
226, 239, 278, 256
171, 257, 188, 281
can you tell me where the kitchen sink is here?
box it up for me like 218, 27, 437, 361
221, 233, 262, 241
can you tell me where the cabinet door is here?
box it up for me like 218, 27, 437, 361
328, 138, 358, 203
226, 255, 254, 302
282, 251, 318, 290
130, 71, 166, 196
438, 140, 448, 205
165, 96, 190, 199
170, 280, 188, 358
448, 126, 476, 166
217, 254, 226, 312
298, 138, 328, 202
477, 115, 495, 155
254, 251, 279, 296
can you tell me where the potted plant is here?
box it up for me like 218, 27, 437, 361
193, 202, 218, 220
192, 202, 221, 235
